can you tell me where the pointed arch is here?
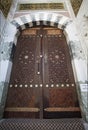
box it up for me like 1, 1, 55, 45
11, 12, 72, 32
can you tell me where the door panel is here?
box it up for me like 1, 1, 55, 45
41, 29, 80, 118
4, 27, 81, 119
4, 30, 41, 118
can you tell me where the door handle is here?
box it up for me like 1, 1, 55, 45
37, 62, 40, 75
44, 54, 48, 63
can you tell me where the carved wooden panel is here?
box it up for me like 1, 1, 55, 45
22, 29, 36, 35
49, 88, 75, 107
47, 29, 62, 35
44, 31, 75, 84
10, 35, 37, 85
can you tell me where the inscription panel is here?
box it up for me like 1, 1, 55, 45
19, 3, 65, 10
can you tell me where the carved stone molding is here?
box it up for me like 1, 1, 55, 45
0, 0, 12, 17
70, 0, 83, 15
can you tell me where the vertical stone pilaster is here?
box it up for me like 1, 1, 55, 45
0, 82, 9, 118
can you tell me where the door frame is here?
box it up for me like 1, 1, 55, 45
4, 27, 81, 119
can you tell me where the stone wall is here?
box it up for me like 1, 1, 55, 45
0, 11, 6, 43
76, 0, 88, 57
75, 0, 88, 121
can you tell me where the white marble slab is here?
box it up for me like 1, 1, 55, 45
0, 60, 12, 83
80, 84, 88, 92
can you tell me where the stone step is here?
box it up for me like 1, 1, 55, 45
0, 118, 85, 130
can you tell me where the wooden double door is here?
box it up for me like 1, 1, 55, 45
4, 27, 81, 119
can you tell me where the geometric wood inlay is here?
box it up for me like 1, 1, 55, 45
4, 27, 80, 119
